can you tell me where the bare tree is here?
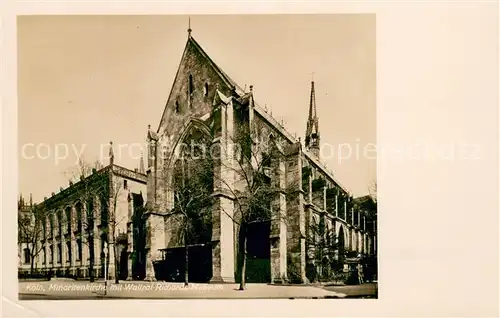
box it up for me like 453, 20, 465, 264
65, 157, 108, 282
18, 204, 47, 274
215, 122, 290, 290
69, 158, 135, 283
306, 216, 338, 282
166, 151, 213, 286
108, 177, 126, 284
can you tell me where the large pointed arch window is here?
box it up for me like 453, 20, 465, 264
170, 124, 213, 246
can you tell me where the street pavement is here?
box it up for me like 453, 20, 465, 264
323, 283, 378, 298
18, 280, 348, 300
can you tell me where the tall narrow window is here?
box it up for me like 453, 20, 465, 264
57, 210, 63, 237
204, 83, 209, 96
49, 216, 54, 237
66, 241, 71, 262
188, 74, 194, 109
188, 74, 194, 95
76, 239, 82, 260
23, 248, 30, 264
49, 246, 53, 263
57, 243, 62, 263
175, 101, 180, 113
76, 202, 83, 232
65, 207, 71, 234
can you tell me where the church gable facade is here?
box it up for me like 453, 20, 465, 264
144, 31, 377, 284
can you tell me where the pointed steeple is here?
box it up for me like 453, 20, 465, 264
305, 79, 320, 157
139, 152, 145, 174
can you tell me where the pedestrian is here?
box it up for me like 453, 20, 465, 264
357, 263, 364, 284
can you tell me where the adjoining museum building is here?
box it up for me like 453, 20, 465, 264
18, 29, 377, 283
18, 158, 148, 281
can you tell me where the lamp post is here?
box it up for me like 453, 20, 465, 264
103, 241, 108, 295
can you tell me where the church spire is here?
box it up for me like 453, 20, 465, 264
187, 16, 192, 38
305, 79, 320, 157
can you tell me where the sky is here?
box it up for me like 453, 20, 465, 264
18, 15, 376, 203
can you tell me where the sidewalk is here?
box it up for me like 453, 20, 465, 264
322, 283, 377, 298
19, 280, 347, 299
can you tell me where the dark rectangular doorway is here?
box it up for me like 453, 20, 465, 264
155, 244, 212, 282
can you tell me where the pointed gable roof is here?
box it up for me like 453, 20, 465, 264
154, 33, 350, 195
157, 36, 245, 132
189, 37, 244, 93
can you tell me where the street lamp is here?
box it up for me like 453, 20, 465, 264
103, 241, 108, 295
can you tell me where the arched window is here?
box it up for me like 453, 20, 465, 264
175, 100, 180, 113
172, 126, 213, 209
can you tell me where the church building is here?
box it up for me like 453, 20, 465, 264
143, 28, 377, 284
18, 27, 376, 284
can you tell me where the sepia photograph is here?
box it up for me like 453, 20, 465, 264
17, 15, 377, 300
